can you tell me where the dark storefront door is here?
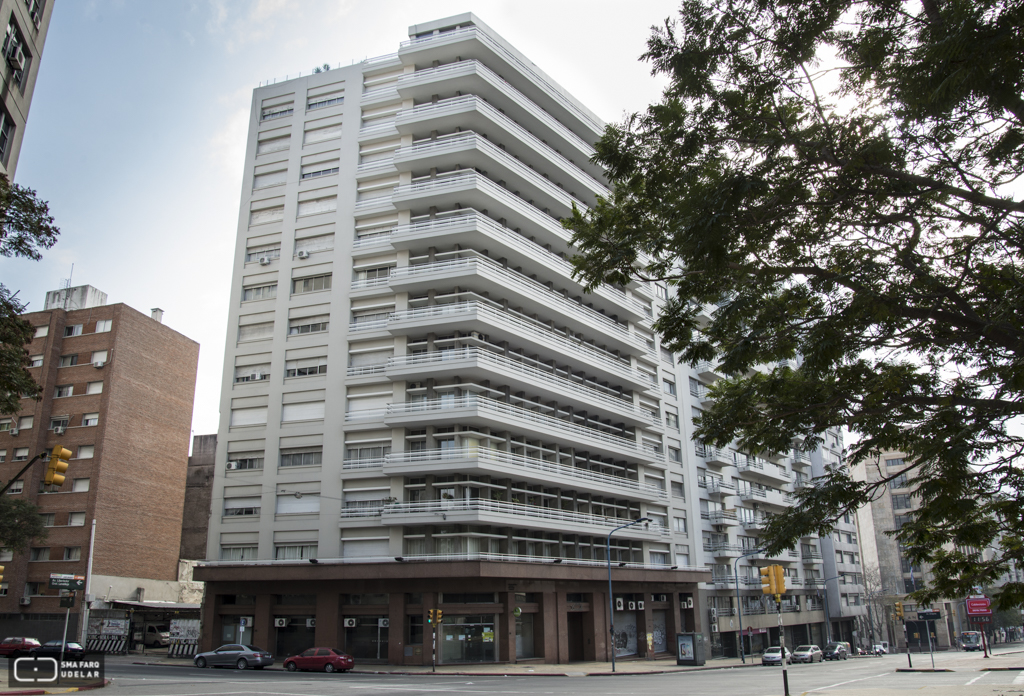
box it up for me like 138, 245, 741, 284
345, 617, 389, 660
567, 613, 585, 661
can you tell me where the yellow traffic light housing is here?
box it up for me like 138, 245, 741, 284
45, 446, 72, 486
760, 566, 776, 594
436, 609, 443, 623
773, 565, 786, 594
427, 609, 435, 623
895, 601, 904, 620
0, 564, 5, 583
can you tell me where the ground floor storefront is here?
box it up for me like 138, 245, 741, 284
195, 560, 708, 665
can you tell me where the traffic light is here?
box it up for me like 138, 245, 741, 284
427, 609, 435, 624
761, 566, 776, 594
436, 610, 443, 623
773, 565, 786, 594
0, 565, 5, 583
45, 446, 72, 486
895, 601, 904, 620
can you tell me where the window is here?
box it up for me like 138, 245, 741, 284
18, 416, 32, 429
38, 513, 55, 527
72, 478, 90, 492
220, 546, 258, 561
86, 381, 103, 395
885, 457, 905, 468
261, 105, 293, 121
58, 355, 78, 367
63, 547, 81, 561
0, 582, 7, 596
234, 364, 270, 383
29, 547, 50, 561
673, 517, 688, 533
289, 316, 329, 335
675, 544, 690, 566
663, 379, 676, 396
292, 274, 332, 294
68, 512, 86, 526
91, 350, 108, 364
5, 480, 22, 494
245, 245, 281, 263
669, 447, 681, 463
665, 412, 679, 430
891, 493, 912, 509
307, 95, 344, 110
275, 544, 318, 560
13, 448, 28, 462
82, 413, 98, 426
242, 283, 277, 302
0, 549, 10, 562
0, 419, 9, 432
34, 326, 48, 338
63, 324, 83, 337
280, 448, 322, 468
351, 310, 389, 327
671, 481, 685, 498
656, 283, 668, 300
893, 513, 911, 529
889, 473, 909, 489
94, 319, 112, 333
2, 19, 28, 89
77, 446, 94, 459
356, 266, 392, 282
301, 165, 340, 180
223, 497, 261, 516
285, 357, 327, 377
49, 418, 68, 431
54, 385, 73, 398
276, 492, 320, 514
650, 551, 669, 566
29, 355, 43, 367
227, 454, 263, 471
25, 582, 42, 596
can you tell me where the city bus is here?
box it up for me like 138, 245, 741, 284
961, 631, 983, 651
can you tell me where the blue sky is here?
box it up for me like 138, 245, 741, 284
1, 0, 674, 438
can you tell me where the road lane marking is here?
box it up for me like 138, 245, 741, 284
804, 671, 889, 692
966, 673, 987, 685
1013, 670, 1024, 685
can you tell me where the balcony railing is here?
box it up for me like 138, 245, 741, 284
343, 497, 670, 536
386, 349, 654, 425
703, 510, 738, 524
399, 26, 604, 135
386, 447, 667, 498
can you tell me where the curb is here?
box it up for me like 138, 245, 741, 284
982, 667, 1024, 671
0, 678, 109, 695
895, 668, 954, 672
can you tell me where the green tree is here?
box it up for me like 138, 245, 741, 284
566, 0, 1024, 609
0, 496, 47, 553
0, 173, 59, 415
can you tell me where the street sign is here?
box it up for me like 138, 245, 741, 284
970, 615, 992, 623
48, 573, 85, 591
917, 610, 941, 620
966, 597, 992, 616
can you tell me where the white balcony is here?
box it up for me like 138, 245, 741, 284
801, 551, 824, 564
736, 459, 792, 484
394, 132, 588, 219
702, 478, 735, 496
703, 509, 739, 526
340, 497, 670, 540
387, 258, 646, 355
394, 95, 607, 200
395, 60, 598, 170
386, 349, 655, 427
383, 448, 666, 501
740, 515, 769, 531
384, 302, 651, 389
358, 120, 400, 143
398, 26, 604, 146
708, 544, 742, 559
389, 213, 647, 321
382, 395, 656, 463
703, 447, 732, 467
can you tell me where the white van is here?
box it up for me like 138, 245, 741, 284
144, 624, 170, 647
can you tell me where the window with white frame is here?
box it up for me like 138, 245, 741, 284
94, 319, 112, 333
49, 417, 68, 431
0, 449, 6, 462
86, 381, 103, 395
63, 547, 81, 561
0, 549, 11, 562
227, 453, 263, 471
675, 544, 690, 566
91, 350, 108, 364
0, 419, 9, 432
72, 478, 90, 492
275, 544, 317, 560
17, 416, 30, 429
285, 356, 327, 377
233, 364, 270, 383
29, 355, 42, 367
82, 413, 98, 426
292, 274, 332, 294
58, 355, 78, 367
223, 497, 261, 516
276, 492, 320, 514
5, 480, 22, 494
12, 448, 28, 462
54, 385, 73, 398
242, 283, 277, 302
77, 446, 94, 459
34, 325, 48, 337
63, 324, 83, 337
245, 244, 281, 263
663, 379, 676, 396
220, 546, 258, 561
29, 547, 49, 561
280, 448, 322, 468
288, 315, 329, 335
25, 582, 42, 596
673, 517, 688, 533
38, 513, 54, 527
68, 512, 86, 526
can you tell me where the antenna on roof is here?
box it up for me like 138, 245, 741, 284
60, 264, 74, 310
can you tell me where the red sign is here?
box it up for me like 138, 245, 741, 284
966, 598, 992, 616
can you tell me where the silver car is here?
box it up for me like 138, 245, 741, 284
761, 646, 792, 665
194, 644, 274, 670
792, 644, 823, 663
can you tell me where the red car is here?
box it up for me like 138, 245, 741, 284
0, 637, 41, 657
283, 647, 354, 673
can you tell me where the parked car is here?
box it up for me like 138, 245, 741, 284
792, 645, 823, 663
144, 624, 170, 647
872, 643, 889, 655
0, 637, 41, 658
283, 647, 354, 673
30, 641, 85, 659
194, 644, 273, 670
762, 646, 792, 665
823, 642, 849, 660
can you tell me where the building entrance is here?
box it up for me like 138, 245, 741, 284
440, 615, 496, 663
567, 613, 584, 661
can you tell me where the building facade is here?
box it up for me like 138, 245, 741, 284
196, 14, 709, 664
854, 450, 956, 651
0, 0, 52, 178
0, 286, 199, 641
180, 434, 216, 561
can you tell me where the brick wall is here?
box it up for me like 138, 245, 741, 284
180, 434, 216, 560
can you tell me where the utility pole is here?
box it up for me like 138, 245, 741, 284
778, 595, 790, 696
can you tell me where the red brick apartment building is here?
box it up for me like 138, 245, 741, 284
0, 285, 198, 640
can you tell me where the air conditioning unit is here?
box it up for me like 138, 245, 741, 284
274, 618, 288, 628
615, 598, 624, 611
709, 608, 718, 619
378, 618, 390, 628
251, 372, 262, 381
19, 597, 30, 606
710, 623, 719, 633
296, 250, 310, 259
343, 618, 357, 628
6, 45, 25, 72
306, 618, 316, 628
628, 601, 636, 611
469, 331, 482, 339
226, 461, 240, 470
409, 382, 423, 389
93, 361, 105, 369
53, 426, 65, 436
9, 428, 18, 436
259, 256, 272, 266
637, 600, 645, 610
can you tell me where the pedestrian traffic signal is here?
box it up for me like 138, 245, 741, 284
761, 566, 776, 594
895, 601, 904, 620
45, 446, 72, 486
773, 565, 786, 594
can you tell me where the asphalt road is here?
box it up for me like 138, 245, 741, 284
95, 648, 1024, 696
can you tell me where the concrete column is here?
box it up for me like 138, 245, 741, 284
539, 591, 558, 663
500, 591, 516, 663
389, 592, 405, 665
315, 591, 340, 650
555, 591, 569, 663
253, 594, 272, 653
200, 592, 217, 652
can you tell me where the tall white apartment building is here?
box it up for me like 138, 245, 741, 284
197, 14, 710, 665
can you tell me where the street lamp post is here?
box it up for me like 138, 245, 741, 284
734, 548, 765, 664
607, 517, 650, 673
